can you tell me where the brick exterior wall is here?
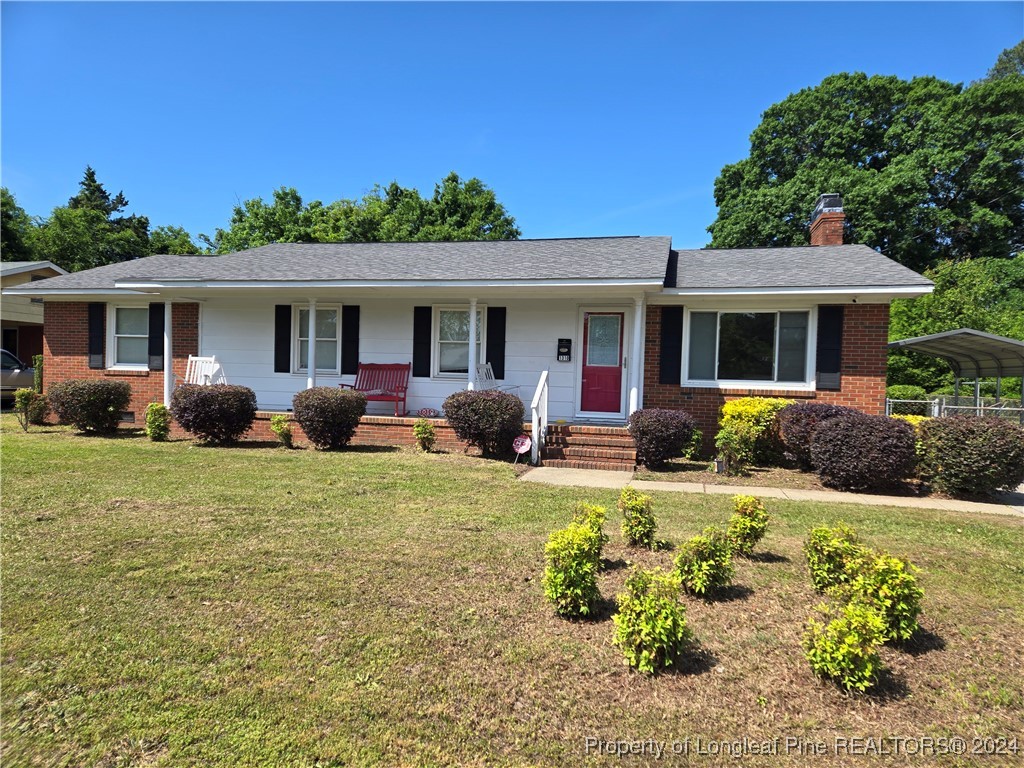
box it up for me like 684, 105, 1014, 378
43, 302, 200, 421
643, 303, 890, 448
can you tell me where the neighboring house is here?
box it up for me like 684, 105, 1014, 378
4, 195, 932, 458
1, 261, 68, 362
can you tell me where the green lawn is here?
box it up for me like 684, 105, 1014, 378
2, 417, 1022, 767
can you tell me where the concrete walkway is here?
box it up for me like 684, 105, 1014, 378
520, 467, 1024, 518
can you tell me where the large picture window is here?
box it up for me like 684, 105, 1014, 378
686, 310, 810, 385
434, 307, 485, 377
294, 305, 340, 374
112, 306, 149, 367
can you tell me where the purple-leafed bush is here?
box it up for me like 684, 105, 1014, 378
442, 389, 524, 457
919, 416, 1024, 496
777, 402, 858, 469
292, 387, 367, 450
47, 379, 132, 434
171, 384, 257, 445
627, 408, 699, 469
810, 413, 915, 491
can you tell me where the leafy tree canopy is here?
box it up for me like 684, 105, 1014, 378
203, 172, 521, 253
985, 40, 1024, 81
1, 187, 37, 262
708, 71, 1024, 272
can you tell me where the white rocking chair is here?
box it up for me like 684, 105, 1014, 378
176, 355, 224, 386
474, 362, 519, 395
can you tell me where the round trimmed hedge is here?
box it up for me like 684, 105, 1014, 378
919, 416, 1024, 496
776, 402, 857, 469
442, 389, 524, 457
292, 387, 367, 450
627, 408, 699, 469
47, 379, 132, 434
171, 384, 257, 445
810, 413, 916, 492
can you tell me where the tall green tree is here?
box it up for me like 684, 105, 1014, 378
1, 187, 38, 261
203, 172, 520, 253
984, 40, 1024, 80
150, 225, 202, 255
707, 72, 1024, 272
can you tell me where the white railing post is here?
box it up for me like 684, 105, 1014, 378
163, 301, 173, 406
307, 299, 317, 389
530, 370, 549, 466
467, 298, 478, 391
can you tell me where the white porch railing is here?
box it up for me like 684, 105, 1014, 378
530, 370, 549, 465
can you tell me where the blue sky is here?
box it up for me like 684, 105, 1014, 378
2, 2, 1020, 249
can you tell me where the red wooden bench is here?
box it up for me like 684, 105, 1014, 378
339, 362, 411, 416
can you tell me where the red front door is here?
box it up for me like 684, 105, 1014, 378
581, 312, 624, 413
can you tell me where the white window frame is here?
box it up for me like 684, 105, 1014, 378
432, 305, 486, 380
107, 304, 150, 370
292, 303, 341, 375
681, 306, 817, 390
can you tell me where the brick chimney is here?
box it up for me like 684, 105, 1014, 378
809, 193, 845, 246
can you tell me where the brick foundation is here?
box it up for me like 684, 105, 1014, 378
643, 304, 889, 449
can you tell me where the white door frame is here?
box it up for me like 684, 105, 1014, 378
574, 305, 630, 421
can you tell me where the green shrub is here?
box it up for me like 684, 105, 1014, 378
13, 388, 49, 430
719, 397, 792, 465
810, 413, 916, 491
270, 414, 293, 448
171, 384, 257, 445
292, 387, 367, 450
618, 487, 656, 548
726, 494, 769, 556
413, 418, 436, 452
571, 503, 609, 556
919, 416, 1024, 496
844, 553, 923, 643
804, 523, 867, 593
776, 402, 857, 469
803, 601, 886, 692
713, 420, 757, 475
886, 384, 929, 416
626, 408, 699, 468
32, 354, 43, 393
542, 522, 601, 618
144, 403, 171, 442
674, 527, 734, 596
47, 379, 132, 434
27, 392, 50, 425
612, 567, 693, 674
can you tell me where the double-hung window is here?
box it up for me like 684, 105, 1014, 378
434, 306, 485, 378
111, 306, 149, 368
294, 305, 340, 374
685, 310, 812, 386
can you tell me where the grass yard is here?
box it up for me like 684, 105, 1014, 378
2, 417, 1022, 766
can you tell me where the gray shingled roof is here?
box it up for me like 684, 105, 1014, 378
8, 238, 931, 293
13, 237, 672, 290
671, 244, 932, 290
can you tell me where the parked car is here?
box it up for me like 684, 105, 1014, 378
1, 349, 34, 406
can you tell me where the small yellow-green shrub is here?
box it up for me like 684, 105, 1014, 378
726, 495, 769, 556
843, 553, 924, 642
572, 503, 609, 555
542, 522, 601, 617
804, 523, 867, 593
270, 414, 293, 448
675, 526, 734, 595
618, 487, 656, 548
718, 397, 793, 465
612, 567, 693, 674
803, 601, 886, 692
144, 402, 171, 442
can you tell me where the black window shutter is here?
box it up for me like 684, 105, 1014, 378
148, 303, 165, 371
816, 306, 844, 390
485, 307, 507, 379
659, 306, 684, 385
412, 306, 432, 377
88, 302, 105, 369
341, 305, 360, 375
274, 305, 291, 373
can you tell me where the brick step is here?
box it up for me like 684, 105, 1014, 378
545, 424, 632, 437
541, 458, 637, 472
543, 446, 637, 461
545, 435, 636, 449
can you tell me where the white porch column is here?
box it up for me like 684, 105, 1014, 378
162, 301, 173, 406
628, 296, 645, 415
467, 298, 478, 390
306, 298, 317, 389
